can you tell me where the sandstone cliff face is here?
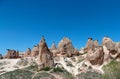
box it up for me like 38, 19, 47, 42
4, 49, 20, 59
31, 45, 39, 57
24, 48, 31, 57
58, 37, 75, 57
37, 37, 54, 70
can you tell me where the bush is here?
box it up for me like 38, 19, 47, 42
53, 67, 63, 72
41, 67, 51, 71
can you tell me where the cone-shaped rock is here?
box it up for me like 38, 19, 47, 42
50, 43, 59, 57
94, 40, 98, 47
58, 37, 74, 57
31, 45, 39, 57
51, 43, 57, 50
85, 38, 94, 51
24, 48, 31, 57
37, 36, 54, 70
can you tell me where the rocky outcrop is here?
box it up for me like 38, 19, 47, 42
94, 40, 99, 47
85, 38, 94, 51
4, 49, 20, 59
102, 37, 120, 59
73, 49, 79, 56
102, 37, 117, 51
87, 46, 104, 65
50, 43, 59, 57
58, 37, 75, 57
24, 48, 31, 57
86, 37, 120, 65
37, 36, 54, 70
31, 45, 39, 57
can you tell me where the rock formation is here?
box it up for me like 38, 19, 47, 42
24, 48, 31, 57
93, 40, 98, 47
31, 45, 39, 57
87, 46, 104, 65
73, 48, 79, 56
58, 37, 75, 57
102, 37, 120, 59
50, 43, 59, 57
37, 36, 54, 70
4, 49, 20, 59
85, 38, 94, 51
102, 37, 117, 51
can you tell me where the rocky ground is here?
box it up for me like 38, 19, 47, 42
0, 55, 120, 79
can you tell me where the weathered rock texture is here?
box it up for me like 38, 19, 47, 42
24, 48, 31, 57
87, 46, 104, 65
102, 37, 120, 59
58, 37, 75, 57
31, 45, 39, 57
86, 37, 120, 65
50, 43, 59, 57
37, 37, 54, 70
4, 49, 20, 59
85, 38, 94, 51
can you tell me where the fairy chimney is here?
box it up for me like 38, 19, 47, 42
24, 48, 31, 57
31, 45, 39, 57
58, 37, 74, 57
37, 36, 54, 70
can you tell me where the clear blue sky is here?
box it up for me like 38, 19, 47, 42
0, 0, 120, 55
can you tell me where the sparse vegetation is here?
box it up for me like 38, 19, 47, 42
41, 67, 51, 71
102, 60, 120, 79
33, 72, 56, 79
76, 71, 103, 79
0, 69, 34, 79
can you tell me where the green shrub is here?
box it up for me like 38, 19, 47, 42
41, 67, 51, 71
53, 67, 63, 72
